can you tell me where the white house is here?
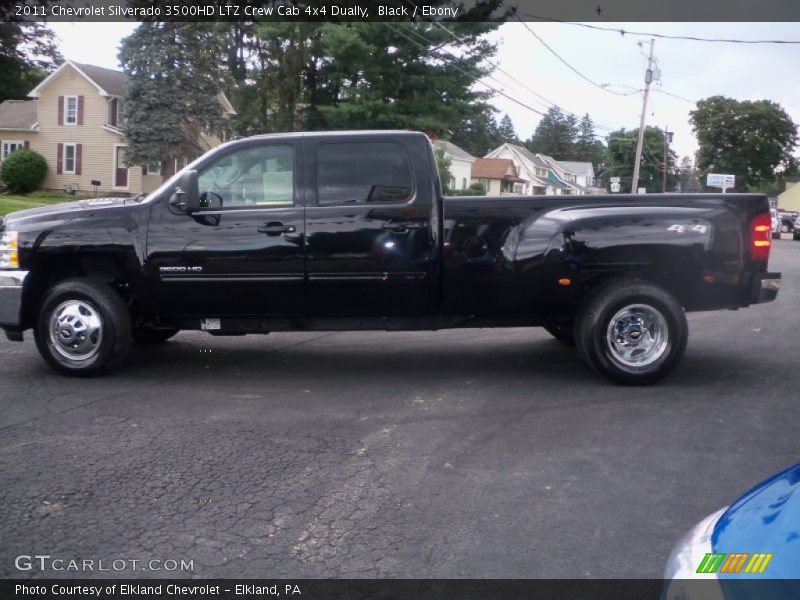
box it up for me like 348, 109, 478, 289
470, 158, 526, 195
486, 143, 604, 196
434, 140, 476, 191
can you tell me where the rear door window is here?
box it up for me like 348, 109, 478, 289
316, 141, 414, 206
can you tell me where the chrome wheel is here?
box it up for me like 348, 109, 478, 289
605, 303, 668, 368
49, 300, 104, 362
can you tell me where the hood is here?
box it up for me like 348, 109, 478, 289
2, 197, 135, 227
712, 461, 800, 579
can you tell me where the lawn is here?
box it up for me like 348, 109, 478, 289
0, 190, 89, 216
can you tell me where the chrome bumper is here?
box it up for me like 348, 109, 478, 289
0, 270, 29, 327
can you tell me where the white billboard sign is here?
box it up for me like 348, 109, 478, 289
706, 173, 735, 190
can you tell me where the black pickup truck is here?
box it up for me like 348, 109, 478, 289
0, 131, 781, 384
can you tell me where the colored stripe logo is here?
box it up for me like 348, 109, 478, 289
696, 552, 772, 574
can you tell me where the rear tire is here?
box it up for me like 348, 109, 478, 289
575, 280, 688, 385
133, 328, 179, 343
34, 278, 132, 377
543, 323, 575, 346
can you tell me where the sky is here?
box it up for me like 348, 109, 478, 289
48, 21, 800, 160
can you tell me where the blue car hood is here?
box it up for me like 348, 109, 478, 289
712, 461, 800, 579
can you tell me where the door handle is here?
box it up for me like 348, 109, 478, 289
258, 222, 296, 236
381, 221, 424, 233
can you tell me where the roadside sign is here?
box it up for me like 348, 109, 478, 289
638, 187, 646, 194
610, 182, 621, 193
707, 173, 735, 192
610, 176, 621, 184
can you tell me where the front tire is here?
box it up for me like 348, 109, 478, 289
34, 278, 132, 376
575, 280, 688, 385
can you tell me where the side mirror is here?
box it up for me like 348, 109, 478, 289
168, 169, 199, 213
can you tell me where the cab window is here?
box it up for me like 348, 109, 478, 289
197, 144, 294, 208
315, 141, 414, 206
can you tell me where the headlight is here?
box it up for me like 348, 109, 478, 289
0, 230, 19, 269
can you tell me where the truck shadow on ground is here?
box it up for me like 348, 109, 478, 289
113, 332, 781, 390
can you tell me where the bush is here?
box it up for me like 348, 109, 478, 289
1, 148, 47, 194
449, 182, 487, 196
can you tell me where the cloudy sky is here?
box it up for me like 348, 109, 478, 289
49, 20, 800, 159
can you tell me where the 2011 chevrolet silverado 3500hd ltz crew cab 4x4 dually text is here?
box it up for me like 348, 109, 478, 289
0, 131, 781, 384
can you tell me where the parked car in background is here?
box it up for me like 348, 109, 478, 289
776, 209, 797, 235
770, 209, 781, 239
663, 461, 800, 599
795, 214, 800, 240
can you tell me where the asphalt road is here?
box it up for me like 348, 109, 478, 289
1, 240, 798, 580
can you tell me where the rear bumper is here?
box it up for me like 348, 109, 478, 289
750, 271, 781, 304
0, 270, 28, 339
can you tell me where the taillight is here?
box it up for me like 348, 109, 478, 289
750, 212, 772, 262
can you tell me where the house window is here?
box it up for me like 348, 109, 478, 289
2, 141, 23, 160
146, 162, 161, 176
63, 143, 76, 174
174, 157, 189, 173
65, 96, 78, 125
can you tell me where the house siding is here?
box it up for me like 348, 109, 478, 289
34, 67, 143, 194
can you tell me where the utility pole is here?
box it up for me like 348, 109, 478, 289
662, 126, 669, 192
631, 39, 655, 194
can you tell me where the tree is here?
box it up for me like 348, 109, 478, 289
526, 107, 578, 160
449, 108, 504, 157
497, 114, 518, 144
0, 21, 62, 103
677, 156, 699, 193
434, 147, 453, 193
604, 127, 678, 193
690, 96, 798, 192
574, 114, 606, 165
118, 23, 229, 170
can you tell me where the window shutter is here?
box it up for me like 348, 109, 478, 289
57, 143, 63, 174
75, 144, 82, 175
77, 96, 84, 125
142, 165, 147, 176
24, 141, 29, 149
109, 99, 117, 127
58, 96, 64, 125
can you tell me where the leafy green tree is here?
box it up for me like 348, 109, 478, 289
434, 147, 453, 193
574, 114, 606, 165
604, 127, 678, 193
690, 96, 798, 192
527, 107, 578, 160
118, 23, 229, 170
677, 156, 699, 193
497, 114, 518, 144
449, 108, 504, 157
0, 148, 47, 193
0, 21, 62, 103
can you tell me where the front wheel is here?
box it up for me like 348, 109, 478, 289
34, 278, 132, 376
575, 280, 688, 385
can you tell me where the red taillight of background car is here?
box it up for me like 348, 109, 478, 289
751, 212, 772, 262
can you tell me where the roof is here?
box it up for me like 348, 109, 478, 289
72, 62, 130, 97
558, 161, 595, 179
435, 139, 475, 161
0, 100, 37, 130
506, 143, 549, 168
471, 158, 525, 182
28, 61, 235, 114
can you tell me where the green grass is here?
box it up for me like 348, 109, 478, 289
0, 190, 90, 216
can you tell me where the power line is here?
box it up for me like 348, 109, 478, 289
652, 88, 696, 104
397, 3, 618, 131
514, 16, 633, 97
517, 16, 800, 45
381, 21, 548, 117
